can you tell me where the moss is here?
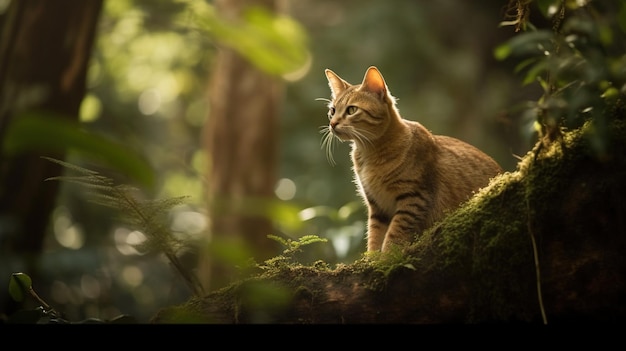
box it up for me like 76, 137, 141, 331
404, 119, 626, 322
429, 171, 534, 321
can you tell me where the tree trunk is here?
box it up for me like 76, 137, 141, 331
0, 0, 102, 315
153, 119, 626, 323
198, 0, 283, 292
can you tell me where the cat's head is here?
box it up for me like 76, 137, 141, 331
319, 66, 399, 163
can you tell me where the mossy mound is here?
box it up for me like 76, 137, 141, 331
152, 120, 626, 324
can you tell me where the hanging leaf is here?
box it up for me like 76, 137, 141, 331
504, 30, 554, 58
181, 0, 310, 78
2, 110, 155, 189
8, 273, 32, 303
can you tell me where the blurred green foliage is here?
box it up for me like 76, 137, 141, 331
2, 111, 155, 188
182, 0, 310, 77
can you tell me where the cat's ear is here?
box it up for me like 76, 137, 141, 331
360, 66, 388, 99
325, 69, 350, 99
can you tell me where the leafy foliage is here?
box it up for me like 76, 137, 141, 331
42, 157, 204, 297
496, 0, 626, 154
180, 0, 310, 78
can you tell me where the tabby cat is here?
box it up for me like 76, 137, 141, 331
322, 66, 502, 253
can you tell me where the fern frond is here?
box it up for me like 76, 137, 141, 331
260, 234, 328, 271
46, 175, 113, 186
267, 234, 289, 247
298, 235, 328, 246
42, 156, 100, 176
43, 157, 205, 297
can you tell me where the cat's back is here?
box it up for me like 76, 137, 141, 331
434, 135, 501, 174
403, 120, 501, 174
429, 133, 502, 199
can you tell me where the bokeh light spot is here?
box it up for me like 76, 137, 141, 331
122, 265, 144, 288
275, 178, 296, 200
138, 88, 161, 115
53, 208, 85, 250
127, 230, 147, 246
171, 209, 207, 235
113, 227, 145, 255
81, 274, 101, 299
79, 93, 102, 122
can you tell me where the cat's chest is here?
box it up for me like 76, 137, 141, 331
353, 160, 399, 214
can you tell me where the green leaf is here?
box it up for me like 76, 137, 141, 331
601, 87, 619, 100
2, 110, 155, 189
9, 272, 32, 302
503, 30, 554, 58
493, 43, 512, 61
182, 0, 310, 78
536, 0, 561, 18
523, 61, 549, 87
514, 57, 539, 74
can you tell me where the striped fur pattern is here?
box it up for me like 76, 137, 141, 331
322, 66, 502, 252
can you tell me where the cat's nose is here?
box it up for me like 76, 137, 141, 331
330, 120, 338, 129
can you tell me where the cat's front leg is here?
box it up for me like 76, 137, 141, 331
380, 210, 422, 252
366, 208, 389, 252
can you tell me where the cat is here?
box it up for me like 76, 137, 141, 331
321, 66, 502, 253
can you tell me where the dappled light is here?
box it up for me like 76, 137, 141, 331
113, 228, 146, 256
121, 265, 144, 288
52, 207, 85, 250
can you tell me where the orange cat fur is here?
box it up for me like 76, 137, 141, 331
322, 66, 502, 252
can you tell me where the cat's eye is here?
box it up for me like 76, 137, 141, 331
328, 107, 335, 119
347, 106, 358, 115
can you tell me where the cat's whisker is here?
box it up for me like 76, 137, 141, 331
315, 97, 333, 109
319, 126, 338, 166
358, 129, 376, 147
347, 127, 374, 150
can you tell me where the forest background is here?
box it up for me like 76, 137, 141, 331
0, 0, 566, 323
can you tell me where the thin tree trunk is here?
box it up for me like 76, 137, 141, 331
0, 0, 102, 314
198, 0, 283, 293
